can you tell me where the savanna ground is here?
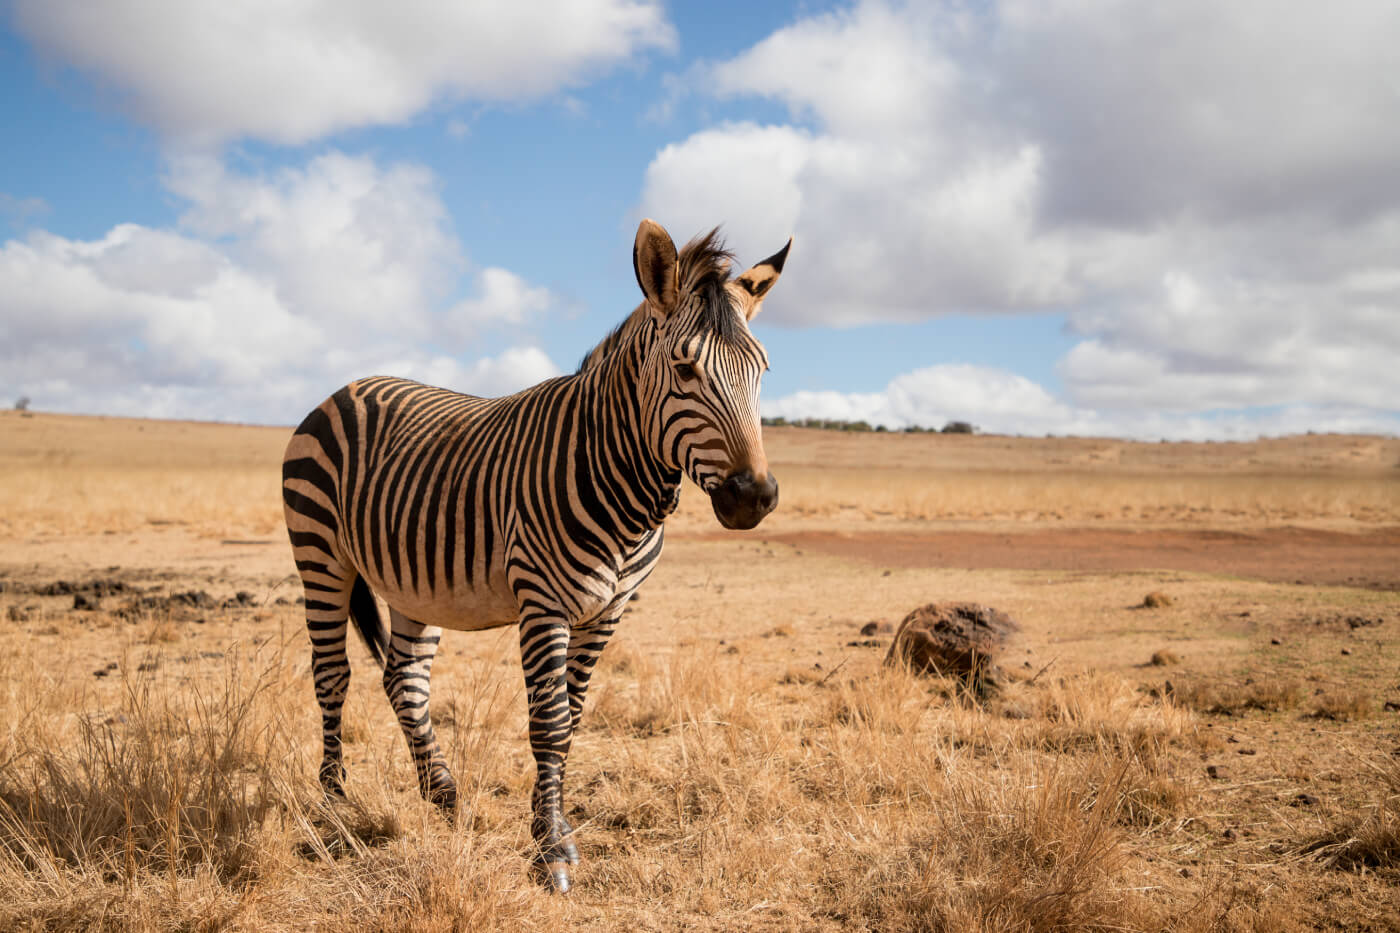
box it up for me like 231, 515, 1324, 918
1, 410, 1398, 931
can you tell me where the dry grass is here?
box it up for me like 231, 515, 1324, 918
758, 464, 1400, 526
0, 624, 1263, 931
3, 412, 1398, 929
1303, 754, 1400, 871
4, 413, 1398, 538
1307, 689, 1373, 722
1173, 678, 1306, 715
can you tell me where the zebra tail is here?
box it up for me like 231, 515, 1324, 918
348, 577, 388, 667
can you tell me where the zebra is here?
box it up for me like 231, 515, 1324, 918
281, 219, 789, 892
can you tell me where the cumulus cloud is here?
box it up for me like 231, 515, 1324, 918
764, 365, 1400, 441
644, 0, 1400, 434
0, 154, 562, 423
764, 365, 1077, 435
13, 0, 675, 146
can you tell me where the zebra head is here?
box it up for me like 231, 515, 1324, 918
633, 219, 791, 530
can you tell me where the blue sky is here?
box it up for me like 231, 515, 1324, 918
2, 0, 1398, 439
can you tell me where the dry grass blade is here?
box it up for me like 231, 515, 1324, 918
1301, 753, 1400, 870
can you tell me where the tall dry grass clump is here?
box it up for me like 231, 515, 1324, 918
0, 645, 299, 928
1303, 753, 1400, 871
0, 664, 284, 882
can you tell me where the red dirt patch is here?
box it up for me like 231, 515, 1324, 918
710, 526, 1400, 591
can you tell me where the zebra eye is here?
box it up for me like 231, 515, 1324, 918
674, 362, 697, 382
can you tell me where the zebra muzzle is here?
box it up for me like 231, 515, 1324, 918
710, 469, 779, 530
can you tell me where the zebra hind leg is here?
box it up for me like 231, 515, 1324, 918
384, 608, 458, 813
297, 562, 357, 798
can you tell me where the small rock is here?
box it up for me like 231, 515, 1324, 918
72, 593, 99, 611
1206, 764, 1229, 780
1290, 793, 1319, 807
859, 621, 880, 637
1179, 867, 1192, 878
1270, 638, 1282, 645
1340, 648, 1352, 656
881, 570, 891, 577
885, 602, 1018, 698
1222, 828, 1236, 840
1237, 748, 1257, 756
1383, 700, 1400, 712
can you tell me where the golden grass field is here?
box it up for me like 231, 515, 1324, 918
1, 409, 1398, 931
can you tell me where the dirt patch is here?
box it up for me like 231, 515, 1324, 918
722, 526, 1400, 590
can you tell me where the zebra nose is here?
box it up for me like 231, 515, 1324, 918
711, 470, 779, 530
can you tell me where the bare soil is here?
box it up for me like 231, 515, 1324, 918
723, 525, 1400, 591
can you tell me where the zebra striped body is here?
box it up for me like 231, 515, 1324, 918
282, 220, 789, 892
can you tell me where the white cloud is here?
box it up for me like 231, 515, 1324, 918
644, 0, 1400, 433
0, 154, 562, 423
378, 347, 563, 400
764, 365, 1400, 441
14, 0, 675, 146
765, 365, 1077, 435
164, 152, 464, 339
443, 267, 555, 344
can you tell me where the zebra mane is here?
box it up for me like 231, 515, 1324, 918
576, 228, 737, 373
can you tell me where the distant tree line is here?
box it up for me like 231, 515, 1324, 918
762, 416, 977, 435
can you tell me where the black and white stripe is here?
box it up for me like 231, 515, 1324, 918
282, 220, 789, 892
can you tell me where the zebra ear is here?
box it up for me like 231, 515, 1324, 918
733, 238, 792, 321
633, 219, 679, 320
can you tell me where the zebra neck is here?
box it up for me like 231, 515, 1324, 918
580, 342, 682, 537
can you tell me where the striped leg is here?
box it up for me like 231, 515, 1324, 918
551, 616, 620, 866
519, 613, 574, 891
299, 562, 356, 797
384, 609, 457, 811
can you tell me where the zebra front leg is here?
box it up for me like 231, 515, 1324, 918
549, 616, 621, 865
383, 609, 458, 812
519, 614, 575, 892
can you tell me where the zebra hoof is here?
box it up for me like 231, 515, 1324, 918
318, 762, 346, 798
427, 782, 458, 814
537, 861, 572, 893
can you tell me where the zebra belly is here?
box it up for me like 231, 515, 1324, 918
376, 574, 521, 632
